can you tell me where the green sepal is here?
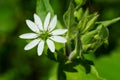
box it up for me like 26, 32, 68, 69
82, 14, 99, 34
81, 24, 109, 53
98, 25, 109, 39
78, 9, 89, 32
81, 30, 97, 45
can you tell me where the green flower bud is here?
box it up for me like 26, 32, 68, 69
74, 8, 83, 20
75, 0, 86, 5
68, 50, 77, 61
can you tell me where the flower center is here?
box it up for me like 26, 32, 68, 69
39, 31, 51, 40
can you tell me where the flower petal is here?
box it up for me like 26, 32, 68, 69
24, 39, 40, 50
51, 29, 68, 35
34, 14, 43, 30
46, 39, 55, 52
19, 33, 38, 39
44, 12, 50, 31
48, 15, 57, 31
50, 36, 67, 43
37, 40, 44, 56
26, 20, 40, 33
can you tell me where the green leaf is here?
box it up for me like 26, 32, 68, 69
63, 1, 76, 40
47, 63, 58, 80
95, 48, 120, 80
36, 0, 54, 21
63, 2, 74, 28
65, 65, 106, 80
96, 17, 120, 27
63, 0, 76, 53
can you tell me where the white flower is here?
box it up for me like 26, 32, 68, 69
19, 12, 68, 56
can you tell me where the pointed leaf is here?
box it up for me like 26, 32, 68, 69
96, 17, 120, 27
65, 65, 106, 80
36, 0, 54, 21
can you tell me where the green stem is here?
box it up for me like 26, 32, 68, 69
76, 31, 80, 56
66, 29, 71, 53
58, 63, 66, 80
76, 31, 83, 58
65, 1, 73, 56
68, 30, 83, 60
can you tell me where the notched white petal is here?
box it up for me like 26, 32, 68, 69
34, 13, 43, 30
50, 36, 67, 43
19, 33, 38, 39
24, 39, 40, 50
26, 20, 40, 33
51, 29, 68, 35
44, 12, 51, 31
47, 39, 55, 52
49, 15, 57, 31
37, 40, 44, 56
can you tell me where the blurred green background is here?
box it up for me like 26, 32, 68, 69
0, 0, 120, 80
